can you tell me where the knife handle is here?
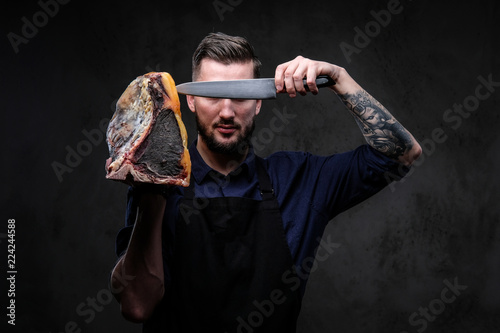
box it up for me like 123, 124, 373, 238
303, 75, 336, 91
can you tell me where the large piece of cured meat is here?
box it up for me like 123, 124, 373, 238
105, 72, 190, 186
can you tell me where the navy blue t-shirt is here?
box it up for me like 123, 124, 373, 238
115, 142, 406, 295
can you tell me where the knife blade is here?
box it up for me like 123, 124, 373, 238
175, 75, 335, 99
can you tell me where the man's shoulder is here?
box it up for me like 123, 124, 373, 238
261, 148, 343, 166
260, 150, 329, 178
260, 145, 398, 172
261, 150, 311, 166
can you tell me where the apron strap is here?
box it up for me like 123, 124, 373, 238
254, 156, 275, 201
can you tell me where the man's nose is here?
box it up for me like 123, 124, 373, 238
218, 99, 236, 119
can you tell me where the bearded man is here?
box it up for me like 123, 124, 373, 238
111, 32, 421, 333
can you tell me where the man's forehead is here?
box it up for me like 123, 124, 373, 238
197, 59, 254, 81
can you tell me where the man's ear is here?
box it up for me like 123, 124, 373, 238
255, 99, 262, 115
187, 95, 196, 113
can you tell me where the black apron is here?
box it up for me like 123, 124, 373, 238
144, 156, 302, 332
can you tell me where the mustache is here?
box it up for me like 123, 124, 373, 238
213, 120, 241, 129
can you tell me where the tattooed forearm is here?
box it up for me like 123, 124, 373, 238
338, 90, 414, 160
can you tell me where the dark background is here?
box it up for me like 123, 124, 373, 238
1, 0, 499, 332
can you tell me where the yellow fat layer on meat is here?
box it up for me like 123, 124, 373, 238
159, 72, 191, 185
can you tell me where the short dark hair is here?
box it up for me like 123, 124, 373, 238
192, 32, 261, 80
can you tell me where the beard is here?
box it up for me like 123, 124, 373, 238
195, 113, 256, 155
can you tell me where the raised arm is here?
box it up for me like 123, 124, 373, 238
275, 56, 421, 166
110, 190, 166, 322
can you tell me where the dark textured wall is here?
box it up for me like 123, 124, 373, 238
2, 0, 499, 332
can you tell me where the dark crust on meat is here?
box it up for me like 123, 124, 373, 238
148, 73, 167, 111
135, 109, 184, 177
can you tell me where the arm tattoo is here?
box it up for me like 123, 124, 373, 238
338, 90, 413, 160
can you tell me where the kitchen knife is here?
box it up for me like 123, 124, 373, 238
175, 75, 335, 99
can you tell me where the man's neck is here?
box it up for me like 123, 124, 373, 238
196, 136, 248, 176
